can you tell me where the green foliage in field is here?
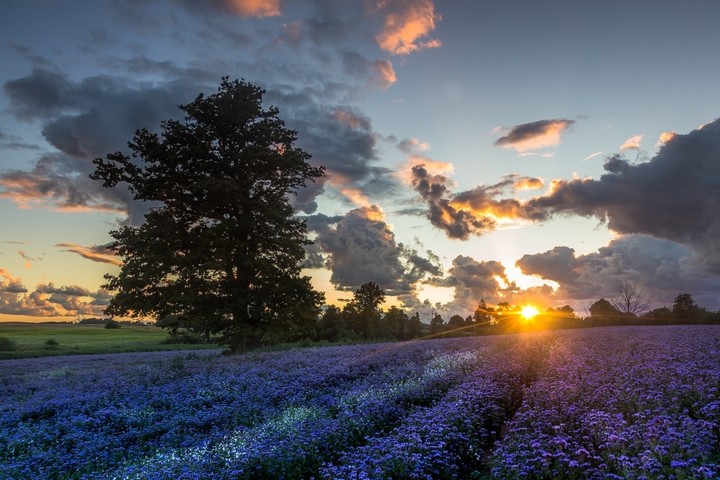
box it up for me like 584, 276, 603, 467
0, 323, 217, 359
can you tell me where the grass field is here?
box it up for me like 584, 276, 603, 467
0, 322, 217, 359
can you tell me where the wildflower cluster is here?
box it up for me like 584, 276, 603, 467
491, 326, 720, 479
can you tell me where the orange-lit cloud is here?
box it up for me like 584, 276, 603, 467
657, 131, 676, 147
0, 268, 14, 282
494, 119, 575, 153
327, 173, 372, 208
409, 165, 546, 239
397, 155, 454, 185
56, 243, 122, 266
583, 151, 604, 162
333, 109, 367, 129
620, 134, 643, 151
513, 176, 544, 191
1, 269, 110, 317
374, 0, 441, 55
374, 59, 397, 87
357, 204, 387, 222
221, 0, 280, 17
0, 172, 126, 214
397, 138, 431, 153
17, 250, 38, 270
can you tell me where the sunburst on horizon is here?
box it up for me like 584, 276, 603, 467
520, 305, 540, 320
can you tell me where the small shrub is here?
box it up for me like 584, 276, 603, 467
104, 319, 122, 329
161, 332, 204, 344
45, 339, 60, 346
0, 336, 17, 351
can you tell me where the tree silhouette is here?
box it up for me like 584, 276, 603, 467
610, 280, 649, 316
589, 298, 620, 319
672, 293, 700, 321
91, 78, 325, 351
345, 282, 386, 338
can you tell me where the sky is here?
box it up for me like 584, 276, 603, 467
2, 0, 720, 322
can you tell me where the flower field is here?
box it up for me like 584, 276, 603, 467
1, 326, 719, 479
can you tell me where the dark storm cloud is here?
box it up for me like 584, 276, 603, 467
527, 118, 720, 271
306, 206, 442, 294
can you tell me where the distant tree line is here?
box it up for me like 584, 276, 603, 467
154, 279, 720, 347
587, 290, 720, 326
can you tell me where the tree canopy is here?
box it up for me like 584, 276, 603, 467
91, 78, 325, 351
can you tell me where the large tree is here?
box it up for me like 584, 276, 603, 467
91, 78, 325, 351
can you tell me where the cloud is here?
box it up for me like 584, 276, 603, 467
397, 138, 431, 154
527, 118, 720, 271
619, 134, 643, 151
280, 102, 394, 211
511, 175, 544, 191
439, 255, 513, 312
0, 153, 131, 216
17, 250, 40, 269
219, 0, 281, 17
3, 68, 70, 120
583, 151, 604, 162
178, 0, 280, 17
56, 243, 121, 266
494, 119, 575, 153
657, 131, 676, 147
2, 69, 201, 222
517, 235, 720, 310
341, 51, 396, 89
373, 0, 442, 55
0, 274, 108, 317
0, 269, 28, 294
37, 284, 92, 297
408, 163, 545, 239
307, 205, 441, 294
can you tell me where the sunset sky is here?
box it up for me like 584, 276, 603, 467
2, 0, 720, 321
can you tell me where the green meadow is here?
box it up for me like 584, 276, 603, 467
0, 323, 217, 359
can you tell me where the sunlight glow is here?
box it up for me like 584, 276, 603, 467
416, 284, 455, 305
520, 305, 540, 320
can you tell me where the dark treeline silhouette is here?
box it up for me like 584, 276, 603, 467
587, 292, 720, 327
157, 281, 720, 348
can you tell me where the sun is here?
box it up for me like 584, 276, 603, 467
520, 305, 540, 320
